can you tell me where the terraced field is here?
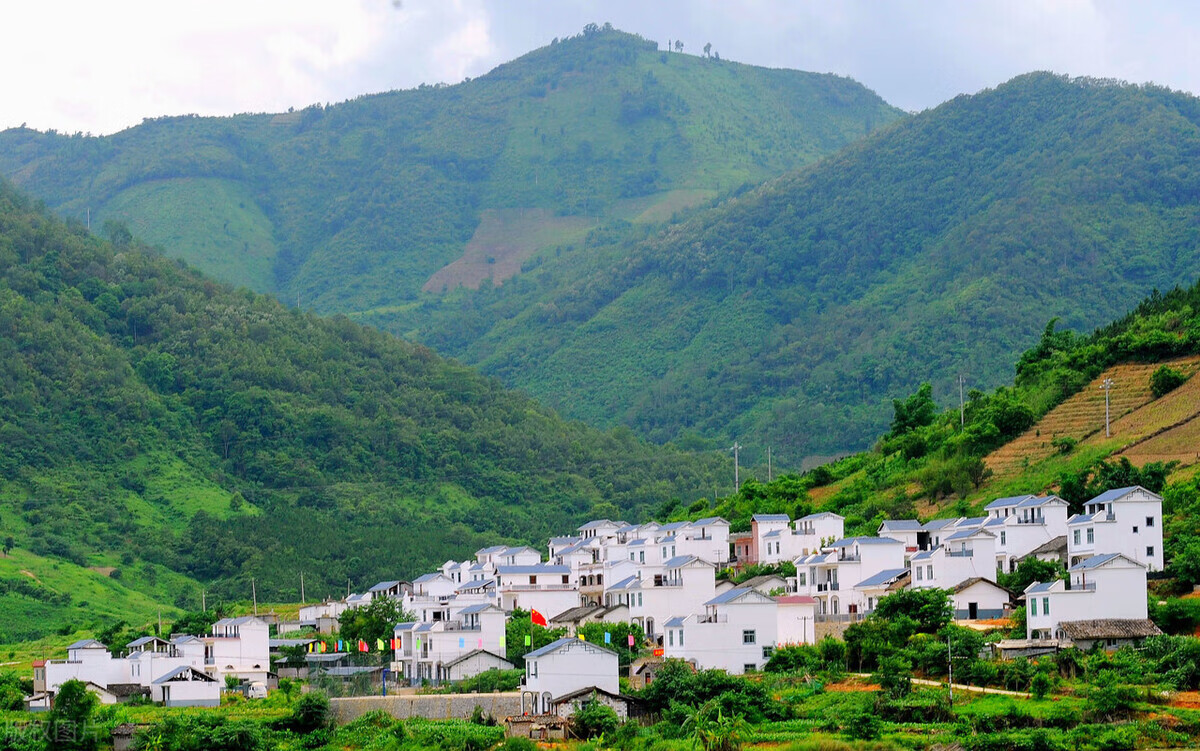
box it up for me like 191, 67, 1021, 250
985, 357, 1200, 477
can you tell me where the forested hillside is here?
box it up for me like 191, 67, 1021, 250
397, 73, 1200, 467
0, 180, 724, 638
0, 26, 900, 314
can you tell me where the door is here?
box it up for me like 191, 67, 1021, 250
968, 602, 978, 620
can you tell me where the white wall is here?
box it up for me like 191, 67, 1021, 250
526, 641, 619, 698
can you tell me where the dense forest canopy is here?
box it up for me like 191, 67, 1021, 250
0, 179, 724, 623
391, 73, 1200, 466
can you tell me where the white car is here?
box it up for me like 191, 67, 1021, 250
246, 682, 268, 700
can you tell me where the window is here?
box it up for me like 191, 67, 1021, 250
679, 629, 684, 646
529, 576, 537, 585
1030, 598, 1038, 616
668, 630, 674, 646
744, 664, 757, 673
915, 567, 923, 581
1073, 530, 1080, 545
762, 646, 774, 660
528, 660, 538, 677
1000, 531, 1006, 545
1086, 528, 1094, 544
1147, 516, 1155, 527
1042, 597, 1049, 615
1132, 526, 1139, 534
1147, 546, 1155, 557
662, 547, 667, 559
796, 572, 806, 586
742, 630, 757, 645
637, 592, 643, 606
926, 565, 933, 580
639, 551, 645, 564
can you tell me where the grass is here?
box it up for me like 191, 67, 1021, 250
98, 177, 279, 293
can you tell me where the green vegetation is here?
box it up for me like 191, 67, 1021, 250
0, 179, 728, 640
395, 73, 1200, 468
0, 27, 899, 314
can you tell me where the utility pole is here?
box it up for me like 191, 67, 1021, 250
201, 590, 206, 612
947, 632, 953, 707
729, 442, 742, 491
1100, 378, 1115, 437
767, 446, 772, 483
300, 572, 305, 603
958, 374, 966, 428
251, 578, 258, 616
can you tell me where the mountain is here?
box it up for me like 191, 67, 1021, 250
0, 179, 725, 639
0, 27, 902, 315
388, 73, 1200, 467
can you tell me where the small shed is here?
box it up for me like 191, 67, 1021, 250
442, 649, 515, 682
503, 714, 569, 741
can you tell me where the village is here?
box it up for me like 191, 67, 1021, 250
29, 484, 1166, 735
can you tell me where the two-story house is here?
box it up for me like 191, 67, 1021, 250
1024, 553, 1160, 649
1067, 486, 1163, 571
663, 587, 779, 674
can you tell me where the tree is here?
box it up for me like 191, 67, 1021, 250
874, 653, 913, 697
505, 609, 565, 667
2, 536, 11, 556
46, 679, 99, 750
674, 40, 684, 53
703, 42, 712, 58
873, 588, 953, 632
338, 597, 412, 648
997, 558, 1066, 594
889, 383, 937, 438
578, 621, 644, 669
102, 219, 133, 248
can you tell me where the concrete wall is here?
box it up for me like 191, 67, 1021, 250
330, 693, 522, 723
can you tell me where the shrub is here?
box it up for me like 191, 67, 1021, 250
1150, 365, 1187, 398
290, 691, 331, 734
571, 699, 620, 739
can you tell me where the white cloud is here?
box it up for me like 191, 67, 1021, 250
1, 1, 1199, 135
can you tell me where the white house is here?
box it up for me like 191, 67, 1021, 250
851, 568, 910, 615
909, 527, 1000, 593
795, 537, 906, 617
951, 578, 1013, 621
441, 650, 515, 682
207, 617, 271, 685
625, 555, 717, 639
1024, 553, 1156, 646
663, 587, 778, 674
877, 520, 923, 553
984, 495, 1070, 573
151, 666, 220, 707
775, 595, 817, 645
392, 603, 506, 685
496, 564, 577, 616
1067, 486, 1163, 571
523, 637, 620, 713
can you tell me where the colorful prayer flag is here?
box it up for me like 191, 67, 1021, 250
604, 632, 611, 644
336, 640, 343, 652
524, 634, 531, 647
376, 639, 385, 651
359, 639, 368, 652
478, 638, 483, 649
459, 637, 465, 648
628, 634, 635, 647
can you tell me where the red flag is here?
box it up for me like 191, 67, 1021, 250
531, 609, 548, 627
358, 639, 368, 652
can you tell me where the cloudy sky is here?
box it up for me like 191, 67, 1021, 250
3, 0, 1198, 135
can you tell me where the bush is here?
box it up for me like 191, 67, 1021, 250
840, 703, 881, 740
1150, 365, 1187, 398
571, 699, 620, 739
290, 691, 331, 734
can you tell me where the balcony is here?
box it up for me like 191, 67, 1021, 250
816, 582, 840, 592
502, 584, 574, 591
815, 613, 866, 624
440, 622, 481, 632
1016, 517, 1045, 525
946, 549, 974, 558
1067, 582, 1097, 592
837, 553, 861, 562
697, 614, 728, 624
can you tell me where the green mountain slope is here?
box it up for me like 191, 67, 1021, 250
0, 27, 901, 315
0, 179, 725, 638
393, 73, 1200, 467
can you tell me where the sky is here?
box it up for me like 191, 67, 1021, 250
3, 0, 1199, 135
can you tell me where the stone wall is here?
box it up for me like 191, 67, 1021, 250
330, 693, 522, 723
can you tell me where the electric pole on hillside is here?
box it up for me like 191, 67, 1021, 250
958, 374, 966, 428
730, 442, 742, 492
1101, 378, 1115, 437
300, 572, 306, 603
767, 446, 773, 483
251, 578, 258, 616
